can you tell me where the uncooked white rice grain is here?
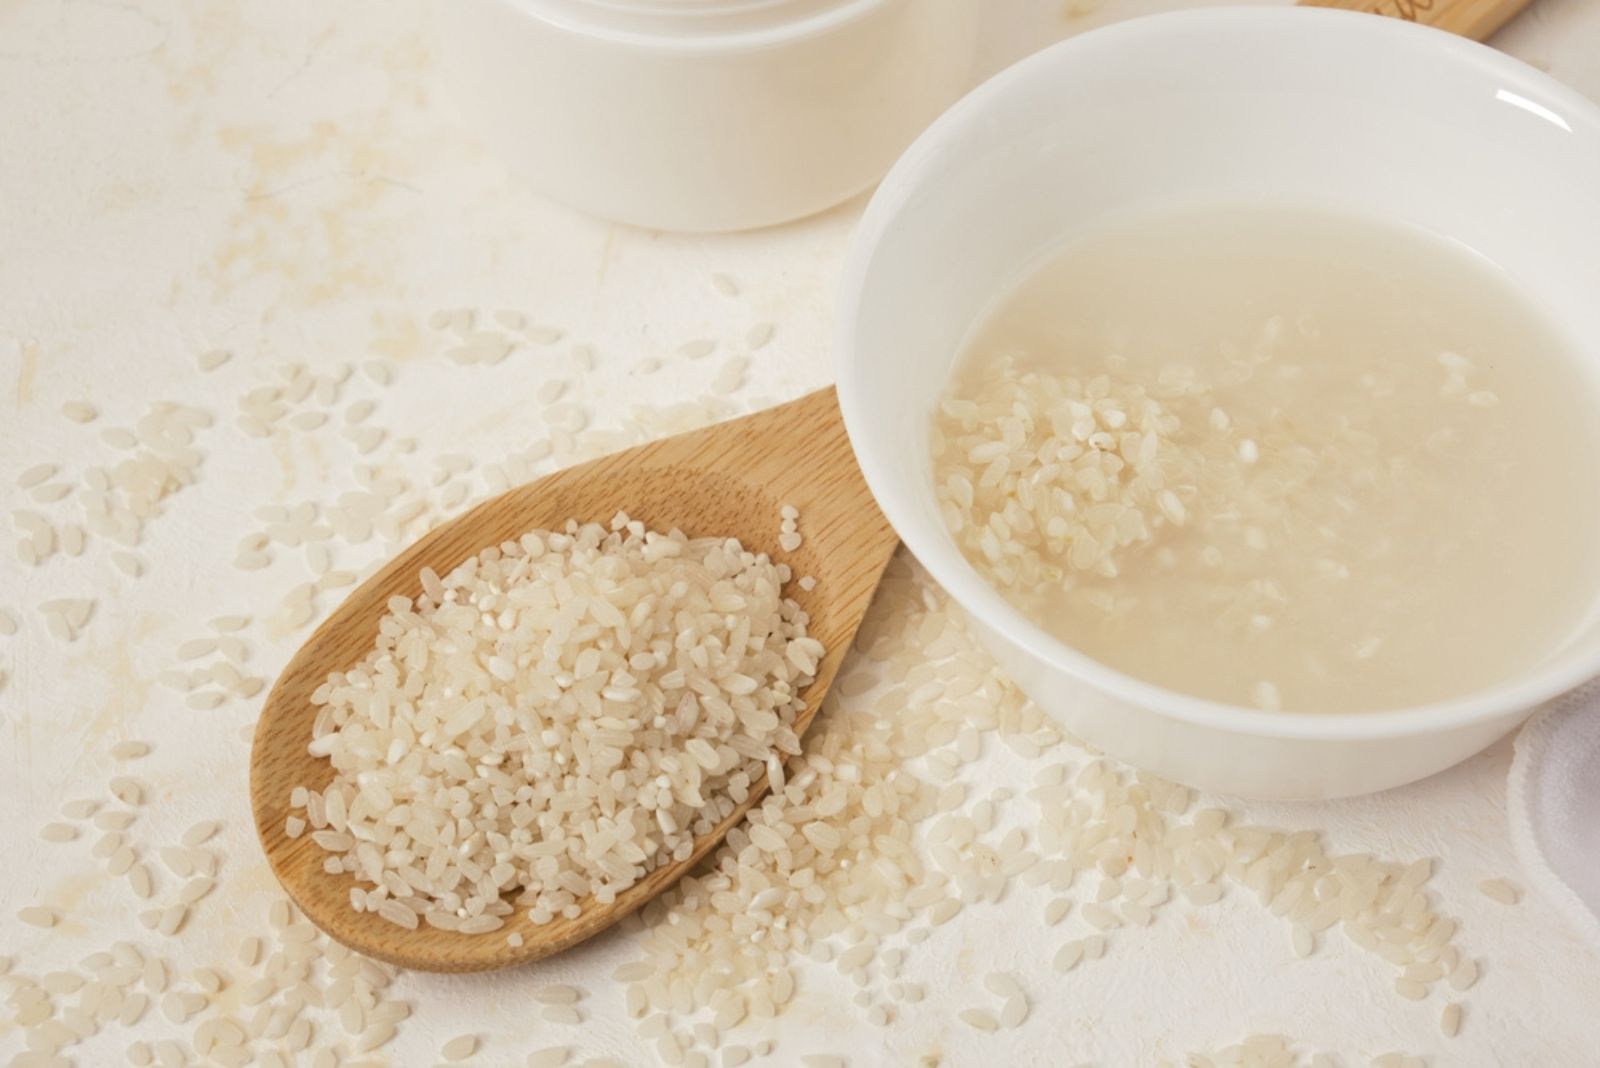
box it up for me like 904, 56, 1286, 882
1476, 878, 1519, 905
17, 463, 57, 488
176, 638, 216, 660
1394, 978, 1427, 1000
61, 524, 85, 556
160, 847, 193, 877
31, 481, 71, 503
64, 598, 93, 629
42, 970, 84, 994
959, 1008, 999, 1031
180, 877, 215, 904
984, 972, 1023, 1001
528, 1049, 572, 1068
143, 958, 166, 992
534, 984, 582, 1005
441, 1035, 478, 1061
19, 906, 58, 927
120, 991, 151, 1026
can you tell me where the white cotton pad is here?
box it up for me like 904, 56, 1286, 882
1508, 682, 1600, 953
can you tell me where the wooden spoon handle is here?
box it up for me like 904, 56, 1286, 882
1298, 0, 1534, 41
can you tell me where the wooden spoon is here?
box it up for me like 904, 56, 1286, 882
1299, 0, 1532, 41
250, 387, 898, 972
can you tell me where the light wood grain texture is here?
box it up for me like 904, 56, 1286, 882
1299, 0, 1534, 40
250, 387, 898, 972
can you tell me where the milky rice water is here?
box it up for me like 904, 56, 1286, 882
932, 205, 1600, 713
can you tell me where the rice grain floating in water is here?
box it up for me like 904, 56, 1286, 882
933, 205, 1600, 713
292, 513, 823, 930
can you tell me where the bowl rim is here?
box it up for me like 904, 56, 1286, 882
836, 4, 1600, 742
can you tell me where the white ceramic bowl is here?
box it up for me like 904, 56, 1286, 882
836, 7, 1600, 800
441, 0, 981, 232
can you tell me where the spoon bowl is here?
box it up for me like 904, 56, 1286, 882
250, 387, 897, 971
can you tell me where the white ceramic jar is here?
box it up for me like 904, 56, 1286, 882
442, 0, 982, 233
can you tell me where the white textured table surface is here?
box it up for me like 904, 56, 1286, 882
3, 2, 1599, 1067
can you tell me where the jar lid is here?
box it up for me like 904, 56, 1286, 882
506, 0, 885, 49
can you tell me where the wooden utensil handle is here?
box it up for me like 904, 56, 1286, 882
1299, 0, 1534, 41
